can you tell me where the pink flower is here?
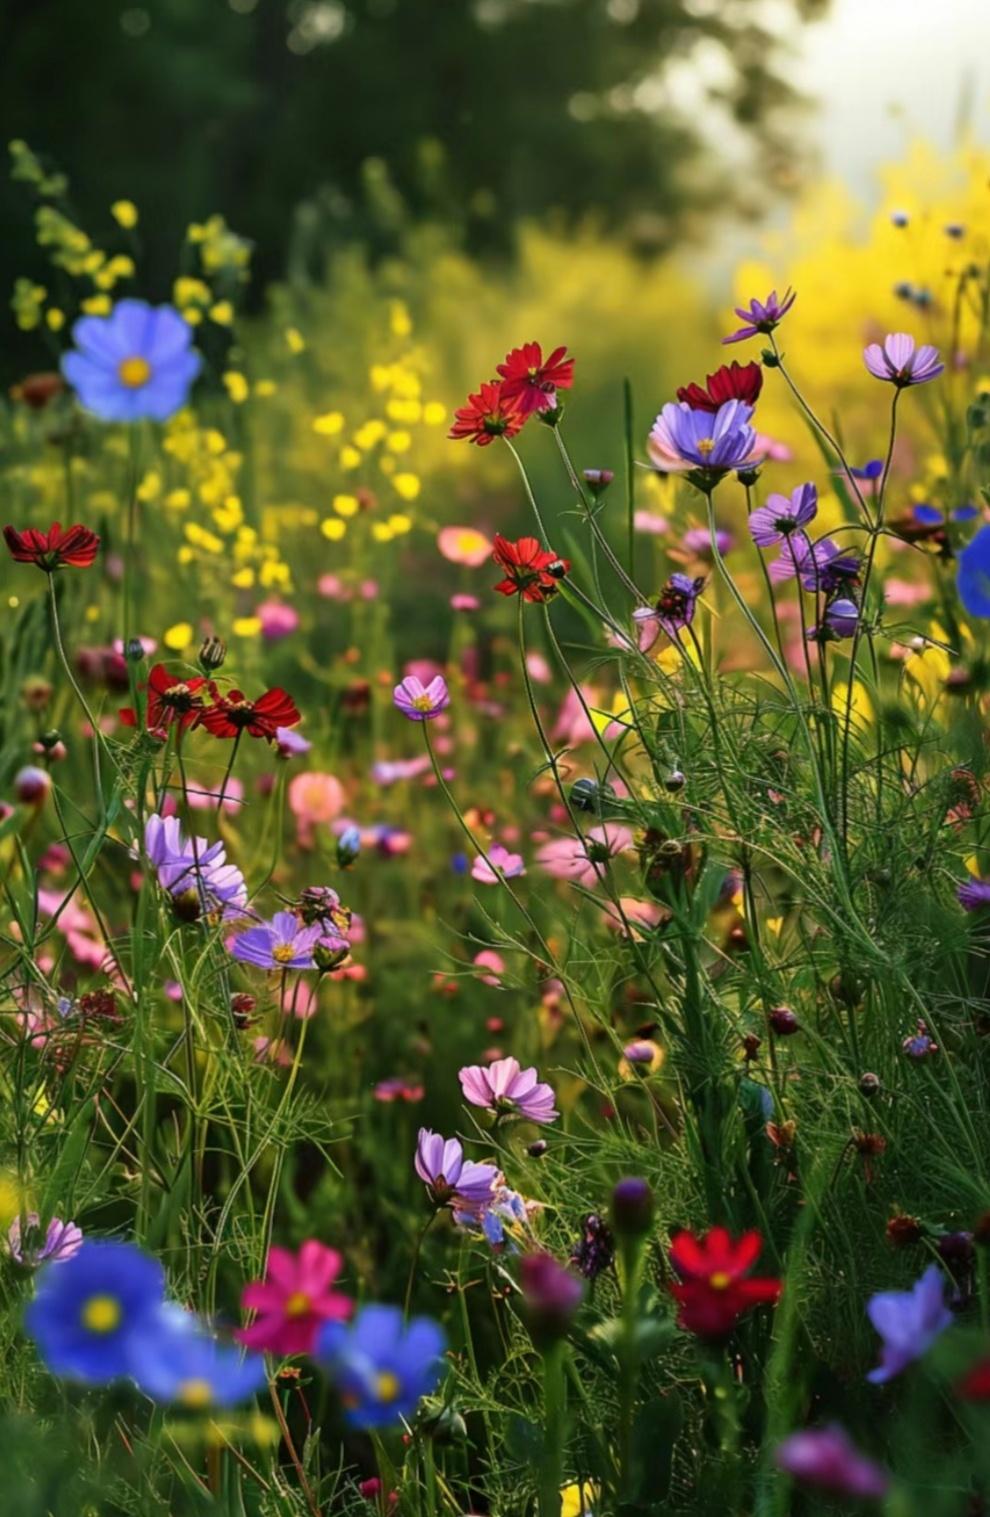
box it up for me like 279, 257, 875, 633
536, 824, 634, 888
187, 776, 245, 811
551, 686, 600, 746
237, 1240, 353, 1355
474, 949, 505, 985
863, 332, 944, 387
450, 593, 481, 612
633, 511, 670, 535
317, 573, 350, 601
472, 845, 526, 884
459, 1056, 558, 1123
438, 525, 493, 567
256, 599, 300, 642
289, 772, 345, 847
8, 1213, 83, 1266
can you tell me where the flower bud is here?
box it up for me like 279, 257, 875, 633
314, 936, 349, 973
125, 638, 146, 664
768, 1006, 800, 1036
198, 635, 227, 673
737, 466, 761, 487
420, 1405, 468, 1444
859, 1072, 881, 1098
20, 676, 53, 712
583, 468, 614, 497
520, 1253, 584, 1344
336, 826, 362, 867
231, 992, 256, 1028
760, 349, 780, 368
527, 1139, 548, 1158
664, 768, 686, 792
14, 766, 51, 805
610, 1176, 654, 1238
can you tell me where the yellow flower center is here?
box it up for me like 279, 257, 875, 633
709, 1271, 731, 1291
81, 1294, 122, 1333
118, 356, 152, 389
411, 693, 434, 712
272, 944, 297, 964
284, 1291, 311, 1317
177, 1377, 214, 1408
375, 1371, 402, 1403
696, 437, 715, 457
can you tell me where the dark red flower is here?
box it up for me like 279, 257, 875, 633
448, 381, 525, 446
120, 663, 209, 734
676, 361, 763, 413
496, 342, 575, 417
4, 521, 100, 571
492, 534, 570, 603
956, 1358, 990, 1400
668, 1226, 781, 1338
199, 687, 301, 741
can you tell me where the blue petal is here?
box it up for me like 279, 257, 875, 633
957, 525, 990, 616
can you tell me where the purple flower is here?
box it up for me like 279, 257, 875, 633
8, 1214, 83, 1267
414, 1128, 498, 1215
681, 525, 733, 558
459, 1056, 558, 1124
722, 287, 796, 345
647, 399, 757, 476
866, 1263, 952, 1383
748, 483, 818, 547
275, 727, 311, 759
958, 876, 990, 911
230, 910, 323, 971
633, 573, 704, 649
902, 1019, 938, 1059
843, 458, 884, 483
775, 1425, 889, 1500
472, 844, 526, 884
520, 1253, 585, 1341
144, 814, 247, 920
770, 536, 860, 593
863, 333, 944, 387
393, 675, 450, 721
808, 597, 860, 641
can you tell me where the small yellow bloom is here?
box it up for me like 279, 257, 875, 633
254, 378, 276, 397
388, 513, 412, 534
285, 326, 306, 354
223, 371, 250, 405
137, 471, 161, 503
354, 419, 386, 450
340, 445, 362, 470
80, 295, 112, 316
386, 398, 422, 424
321, 518, 347, 541
111, 200, 139, 229
389, 300, 412, 337
313, 411, 345, 436
210, 300, 234, 326
386, 430, 412, 453
392, 472, 421, 501
232, 617, 262, 638
333, 494, 359, 518
164, 488, 191, 511
231, 567, 255, 589
177, 546, 194, 565
423, 401, 446, 426
372, 522, 394, 543
45, 307, 65, 332
84, 604, 99, 623
164, 622, 194, 651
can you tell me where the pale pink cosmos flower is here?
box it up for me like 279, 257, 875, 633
472, 845, 526, 884
256, 599, 300, 642
459, 1056, 558, 1124
288, 772, 345, 847
634, 510, 670, 535
536, 825, 634, 888
8, 1213, 83, 1266
863, 332, 944, 387
414, 1129, 499, 1214
451, 593, 481, 611
474, 949, 505, 985
237, 1240, 353, 1356
437, 525, 493, 567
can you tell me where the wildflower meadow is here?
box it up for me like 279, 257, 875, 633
4, 100, 990, 1517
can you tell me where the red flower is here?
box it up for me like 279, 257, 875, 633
668, 1226, 781, 1338
4, 521, 100, 572
492, 534, 570, 603
496, 342, 575, 417
119, 664, 209, 733
676, 361, 763, 414
449, 381, 525, 446
199, 687, 301, 741
956, 1358, 990, 1400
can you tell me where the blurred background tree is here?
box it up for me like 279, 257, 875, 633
1, 0, 827, 374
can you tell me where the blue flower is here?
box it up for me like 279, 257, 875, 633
61, 299, 201, 423
866, 1264, 952, 1384
128, 1308, 267, 1408
957, 525, 990, 616
648, 399, 757, 476
26, 1239, 165, 1383
316, 1304, 446, 1428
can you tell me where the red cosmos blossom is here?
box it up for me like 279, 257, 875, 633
120, 664, 209, 734
668, 1226, 781, 1338
676, 361, 763, 413
4, 521, 100, 572
199, 687, 301, 741
449, 381, 525, 446
496, 342, 575, 417
492, 534, 570, 603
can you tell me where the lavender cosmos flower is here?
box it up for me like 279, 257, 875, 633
8, 1214, 83, 1267
958, 876, 990, 911
457, 1183, 538, 1252
682, 525, 733, 558
62, 300, 202, 423
230, 910, 323, 971
723, 287, 796, 344
393, 674, 450, 722
633, 573, 705, 649
807, 597, 860, 641
144, 815, 247, 919
459, 1056, 558, 1124
863, 332, 944, 387
775, 1425, 890, 1500
647, 399, 757, 476
956, 525, 990, 617
471, 845, 526, 884
748, 483, 818, 547
414, 1128, 498, 1214
769, 536, 859, 593
275, 727, 311, 759
866, 1263, 952, 1383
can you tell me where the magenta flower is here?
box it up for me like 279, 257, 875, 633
748, 483, 818, 547
459, 1056, 558, 1124
8, 1213, 83, 1266
647, 399, 757, 475
230, 910, 323, 971
863, 332, 944, 387
959, 876, 990, 911
472, 844, 526, 884
723, 287, 796, 344
393, 674, 450, 721
414, 1128, 498, 1214
775, 1425, 889, 1500
536, 824, 634, 888
237, 1240, 353, 1356
866, 1264, 952, 1383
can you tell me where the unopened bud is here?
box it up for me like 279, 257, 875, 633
198, 635, 227, 673
768, 1005, 800, 1036
336, 826, 361, 867
610, 1176, 654, 1238
583, 468, 614, 497
125, 638, 146, 663
14, 766, 51, 805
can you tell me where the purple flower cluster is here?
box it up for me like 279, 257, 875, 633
144, 814, 247, 921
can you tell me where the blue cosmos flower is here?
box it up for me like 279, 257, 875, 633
26, 1239, 165, 1383
61, 299, 201, 422
866, 1264, 952, 1384
316, 1304, 446, 1429
127, 1308, 267, 1408
647, 399, 757, 476
956, 524, 990, 616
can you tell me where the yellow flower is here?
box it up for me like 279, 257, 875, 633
285, 326, 306, 354
231, 567, 255, 588
177, 546, 194, 565
831, 679, 874, 730
560, 1483, 598, 1517
313, 411, 345, 435
80, 294, 112, 316
386, 398, 422, 424
392, 472, 421, 501
372, 523, 394, 543
340, 445, 362, 470
321, 518, 346, 541
223, 371, 250, 405
386, 430, 412, 453
334, 494, 359, 518
254, 378, 276, 397
111, 200, 139, 229
423, 401, 446, 426
164, 622, 194, 651
174, 277, 211, 309
45, 307, 65, 332
388, 513, 412, 534
137, 471, 161, 503
164, 488, 191, 511
210, 300, 234, 326
389, 299, 412, 337
354, 419, 387, 450
233, 617, 262, 638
